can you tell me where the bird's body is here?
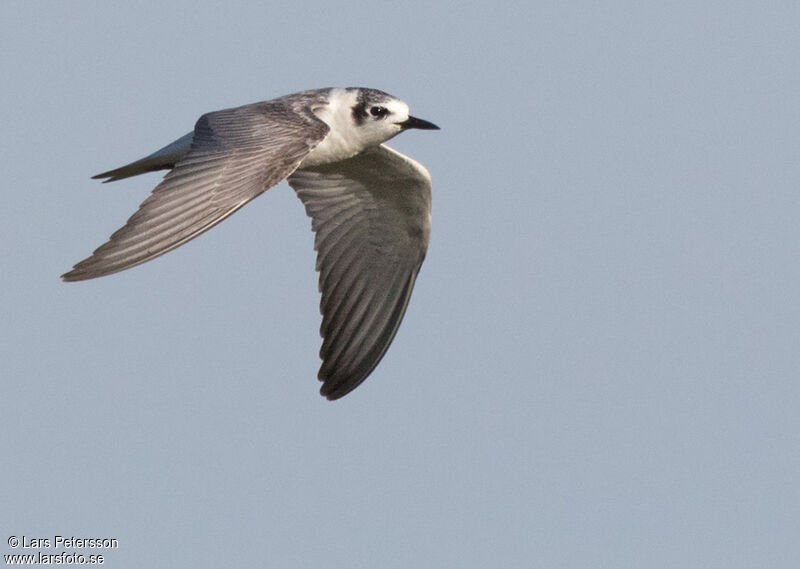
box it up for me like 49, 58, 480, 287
63, 87, 439, 400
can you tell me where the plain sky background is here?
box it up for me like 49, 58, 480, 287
2, 2, 799, 568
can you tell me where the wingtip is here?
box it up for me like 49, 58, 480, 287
60, 270, 80, 282
319, 377, 343, 401
323, 390, 344, 402
61, 264, 95, 282
318, 373, 361, 401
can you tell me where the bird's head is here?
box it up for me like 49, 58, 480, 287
348, 88, 439, 146
305, 88, 439, 166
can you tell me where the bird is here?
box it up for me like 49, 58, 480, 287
62, 87, 439, 400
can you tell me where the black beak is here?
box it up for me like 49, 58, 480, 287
399, 116, 440, 130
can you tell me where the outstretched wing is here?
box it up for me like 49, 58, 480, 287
63, 100, 329, 281
288, 144, 432, 400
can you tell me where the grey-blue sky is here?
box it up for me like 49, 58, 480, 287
2, 2, 799, 567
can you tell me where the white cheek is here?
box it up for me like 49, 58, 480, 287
369, 122, 394, 143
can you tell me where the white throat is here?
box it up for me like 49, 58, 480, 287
300, 89, 365, 167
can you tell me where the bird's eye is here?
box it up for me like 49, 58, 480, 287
370, 106, 389, 118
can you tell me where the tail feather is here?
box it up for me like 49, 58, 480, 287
92, 132, 194, 182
